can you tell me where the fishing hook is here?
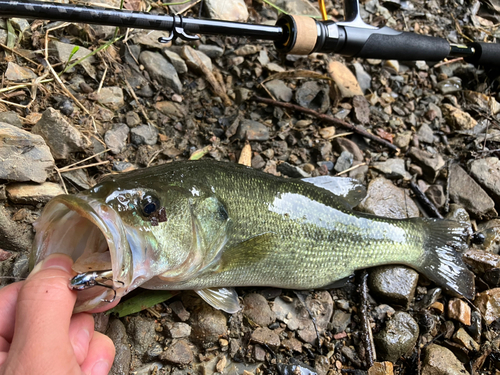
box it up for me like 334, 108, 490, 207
69, 270, 124, 303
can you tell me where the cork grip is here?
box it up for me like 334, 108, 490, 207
287, 15, 318, 55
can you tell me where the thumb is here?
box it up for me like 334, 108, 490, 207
9, 254, 78, 367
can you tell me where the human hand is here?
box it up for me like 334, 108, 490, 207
0, 254, 115, 375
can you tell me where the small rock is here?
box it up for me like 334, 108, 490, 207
353, 95, 371, 124
126, 316, 157, 357
394, 131, 412, 149
131, 124, 158, 146
372, 158, 411, 180
476, 220, 500, 254
190, 304, 227, 347
436, 77, 462, 94
449, 163, 497, 219
198, 44, 224, 58
0, 123, 55, 183
265, 80, 293, 102
254, 344, 266, 361
180, 45, 213, 72
32, 108, 89, 160
464, 249, 500, 273
126, 111, 141, 127
425, 185, 445, 208
133, 363, 163, 375
89, 86, 124, 110
330, 310, 351, 333
358, 177, 419, 218
368, 362, 394, 375
334, 151, 353, 173
132, 29, 171, 49
155, 101, 187, 119
469, 157, 500, 205
452, 328, 480, 351
332, 138, 364, 162
170, 300, 190, 321
6, 182, 64, 204
234, 88, 252, 104
106, 319, 131, 375
112, 161, 135, 172
236, 120, 269, 141
204, 0, 248, 21
417, 123, 434, 144
295, 81, 330, 113
464, 90, 500, 115
327, 60, 363, 98
0, 111, 22, 128
282, 337, 303, 353
162, 49, 188, 74
139, 51, 183, 94
374, 311, 419, 362
160, 339, 194, 366
250, 327, 280, 348
319, 127, 336, 140
168, 322, 192, 339
369, 266, 419, 307
408, 147, 445, 182
443, 104, 477, 130
421, 344, 469, 375
242, 293, 275, 327
474, 287, 500, 325
5, 61, 37, 81
353, 62, 372, 93
105, 123, 130, 154
50, 40, 96, 78
235, 45, 260, 56
447, 298, 471, 325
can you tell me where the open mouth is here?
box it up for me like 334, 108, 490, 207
31, 195, 133, 312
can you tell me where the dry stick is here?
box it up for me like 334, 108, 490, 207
335, 162, 367, 176
252, 96, 400, 153
409, 181, 443, 219
0, 43, 40, 66
58, 148, 111, 172
359, 270, 376, 368
58, 160, 110, 173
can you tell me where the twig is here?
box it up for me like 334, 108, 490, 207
359, 271, 376, 368
97, 65, 107, 93
330, 132, 354, 139
0, 43, 39, 66
252, 96, 400, 153
408, 181, 443, 219
335, 162, 367, 176
58, 149, 111, 172
56, 168, 68, 194
0, 98, 30, 108
147, 149, 163, 167
433, 57, 464, 68
58, 160, 110, 173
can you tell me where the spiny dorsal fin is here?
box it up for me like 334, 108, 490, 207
302, 176, 366, 208
195, 287, 240, 313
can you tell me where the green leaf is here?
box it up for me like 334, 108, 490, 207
106, 290, 176, 318
6, 20, 16, 49
189, 145, 212, 160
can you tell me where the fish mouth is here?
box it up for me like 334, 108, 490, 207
31, 195, 136, 312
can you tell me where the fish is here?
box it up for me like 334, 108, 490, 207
30, 160, 474, 313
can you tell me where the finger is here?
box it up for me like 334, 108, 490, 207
0, 352, 8, 368
9, 254, 77, 364
0, 282, 23, 342
81, 332, 115, 375
0, 336, 9, 352
68, 313, 94, 366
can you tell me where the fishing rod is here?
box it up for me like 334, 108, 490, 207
0, 0, 499, 66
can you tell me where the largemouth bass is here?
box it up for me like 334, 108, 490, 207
31, 160, 474, 313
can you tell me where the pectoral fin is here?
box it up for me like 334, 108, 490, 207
302, 176, 366, 208
195, 287, 241, 313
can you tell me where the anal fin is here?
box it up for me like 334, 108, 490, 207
195, 287, 241, 313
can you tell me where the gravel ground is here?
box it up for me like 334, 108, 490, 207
1, 0, 500, 374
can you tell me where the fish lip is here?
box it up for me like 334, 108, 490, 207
31, 194, 133, 310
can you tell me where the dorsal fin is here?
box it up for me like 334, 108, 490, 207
196, 287, 241, 313
302, 176, 366, 208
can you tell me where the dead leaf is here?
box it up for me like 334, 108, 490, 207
375, 128, 394, 143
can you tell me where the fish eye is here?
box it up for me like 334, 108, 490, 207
140, 195, 160, 217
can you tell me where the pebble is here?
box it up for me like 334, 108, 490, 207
353, 95, 371, 124
372, 158, 411, 180
334, 151, 354, 173
265, 80, 293, 102
368, 362, 394, 375
369, 266, 419, 307
6, 182, 64, 204
105, 123, 130, 154
106, 319, 132, 375
295, 81, 330, 113
0, 111, 22, 128
204, 0, 248, 21
190, 304, 228, 347
330, 309, 351, 333
0, 123, 55, 183
162, 49, 188, 74
452, 328, 480, 351
477, 220, 500, 254
449, 163, 497, 219
170, 300, 190, 321
139, 51, 183, 94
474, 287, 500, 325
332, 138, 364, 162
126, 111, 141, 127
417, 123, 435, 144
112, 161, 135, 172
50, 40, 96, 78
374, 311, 419, 362
0, 205, 33, 252
319, 127, 336, 140
160, 339, 194, 366
353, 62, 372, 93
464, 90, 500, 115
282, 337, 303, 353
242, 293, 276, 327
236, 119, 269, 141
358, 177, 420, 219
469, 157, 500, 204
464, 249, 500, 274
425, 185, 445, 208
89, 86, 124, 110
394, 131, 412, 149
5, 62, 37, 81
421, 344, 469, 375
442, 104, 477, 130
32, 108, 89, 160
250, 327, 280, 348
131, 124, 158, 146
197, 44, 224, 58
180, 45, 213, 72
168, 322, 192, 339
408, 147, 445, 182
155, 101, 187, 119
133, 363, 163, 375
132, 29, 170, 49
447, 298, 471, 325
125, 316, 157, 357
436, 77, 462, 94
327, 60, 363, 98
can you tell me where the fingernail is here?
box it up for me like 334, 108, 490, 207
30, 254, 73, 276
91, 360, 111, 375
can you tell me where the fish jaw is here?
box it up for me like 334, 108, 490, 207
31, 194, 155, 312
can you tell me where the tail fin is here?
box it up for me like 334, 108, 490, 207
417, 219, 475, 300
